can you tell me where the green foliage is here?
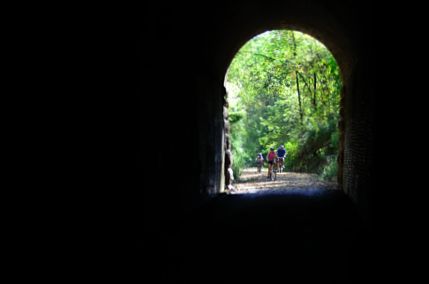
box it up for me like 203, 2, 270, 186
225, 30, 341, 180
231, 146, 245, 179
229, 111, 244, 124
321, 155, 338, 181
284, 141, 298, 170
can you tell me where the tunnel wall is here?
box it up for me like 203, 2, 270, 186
137, 0, 374, 231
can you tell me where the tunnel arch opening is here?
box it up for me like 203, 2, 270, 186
192, 5, 373, 220
137, 5, 374, 281
221, 29, 345, 194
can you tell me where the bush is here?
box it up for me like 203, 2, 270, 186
231, 135, 246, 180
284, 141, 299, 171
320, 155, 337, 181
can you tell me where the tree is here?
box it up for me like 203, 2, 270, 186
225, 30, 341, 180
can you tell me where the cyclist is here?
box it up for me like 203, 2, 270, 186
256, 153, 264, 173
266, 147, 277, 179
276, 145, 287, 172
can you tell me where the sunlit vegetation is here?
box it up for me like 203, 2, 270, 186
225, 30, 341, 181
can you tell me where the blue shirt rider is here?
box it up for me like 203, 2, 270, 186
277, 145, 286, 158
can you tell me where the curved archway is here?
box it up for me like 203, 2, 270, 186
136, 3, 374, 282
195, 4, 372, 218
223, 29, 344, 193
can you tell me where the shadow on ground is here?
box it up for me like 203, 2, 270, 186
139, 181, 369, 284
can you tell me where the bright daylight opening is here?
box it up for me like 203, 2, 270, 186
224, 30, 342, 194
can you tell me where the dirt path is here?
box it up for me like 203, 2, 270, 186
230, 167, 338, 194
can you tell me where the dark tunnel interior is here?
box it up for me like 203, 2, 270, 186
133, 1, 376, 283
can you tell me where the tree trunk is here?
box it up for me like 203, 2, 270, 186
319, 74, 330, 106
296, 71, 315, 110
296, 71, 303, 121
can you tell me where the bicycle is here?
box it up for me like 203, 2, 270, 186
277, 157, 285, 173
268, 158, 278, 181
256, 159, 263, 173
